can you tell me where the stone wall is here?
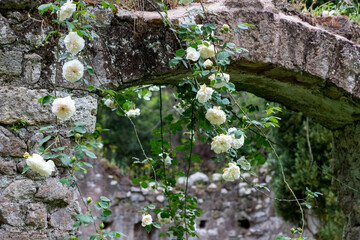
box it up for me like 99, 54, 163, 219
0, 0, 360, 239
77, 157, 313, 240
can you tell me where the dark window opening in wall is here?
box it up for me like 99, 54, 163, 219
238, 219, 250, 229
199, 220, 207, 228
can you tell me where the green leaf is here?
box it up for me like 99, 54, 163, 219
101, 1, 109, 8
75, 122, 87, 127
73, 220, 81, 229
100, 196, 111, 202
145, 224, 152, 233
99, 201, 109, 209
59, 177, 71, 187
38, 95, 53, 105
61, 155, 72, 166
132, 178, 141, 184
84, 149, 96, 159
66, 21, 75, 30
39, 136, 51, 147
152, 222, 161, 229
76, 213, 94, 225
82, 162, 93, 168
217, 51, 231, 60
175, 49, 185, 57
148, 204, 155, 209
74, 126, 86, 134
22, 164, 30, 174
141, 181, 148, 188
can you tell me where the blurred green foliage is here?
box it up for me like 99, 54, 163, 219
269, 110, 344, 240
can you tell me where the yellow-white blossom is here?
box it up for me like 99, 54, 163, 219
158, 213, 172, 225
104, 99, 116, 108
205, 106, 226, 125
227, 127, 245, 149
125, 108, 141, 117
196, 84, 214, 103
62, 59, 84, 83
222, 24, 230, 32
203, 59, 213, 68
186, 47, 200, 62
209, 73, 230, 89
59, 0, 76, 21
26, 154, 55, 177
211, 134, 232, 154
141, 214, 153, 227
222, 162, 240, 181
199, 43, 215, 59
64, 32, 85, 55
52, 96, 76, 120
159, 153, 172, 166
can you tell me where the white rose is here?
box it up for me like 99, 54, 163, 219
186, 47, 200, 62
159, 153, 172, 166
227, 127, 245, 149
59, 0, 76, 21
64, 32, 85, 55
205, 106, 226, 125
203, 59, 213, 68
199, 43, 215, 59
141, 214, 153, 227
62, 59, 84, 83
125, 108, 141, 117
211, 134, 232, 154
52, 96, 76, 120
196, 84, 214, 103
322, 10, 329, 17
209, 73, 230, 89
26, 154, 55, 177
158, 213, 172, 225
222, 162, 240, 181
104, 99, 116, 108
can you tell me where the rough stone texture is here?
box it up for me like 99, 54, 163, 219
3, 179, 36, 200
0, 0, 359, 238
77, 157, 314, 240
0, 126, 27, 157
0, 199, 23, 226
35, 178, 74, 205
25, 203, 47, 229
0, 87, 97, 133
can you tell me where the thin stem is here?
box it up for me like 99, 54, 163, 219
230, 94, 305, 233
306, 117, 315, 171
159, 87, 167, 183
183, 101, 195, 240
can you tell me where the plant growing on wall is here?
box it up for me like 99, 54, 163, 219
28, 0, 320, 239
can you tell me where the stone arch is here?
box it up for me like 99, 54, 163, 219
0, 0, 360, 239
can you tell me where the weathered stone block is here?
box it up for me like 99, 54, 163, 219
0, 50, 22, 76
0, 14, 16, 44
0, 200, 23, 226
3, 179, 36, 200
0, 87, 97, 133
35, 178, 74, 205
0, 126, 27, 157
24, 53, 42, 85
0, 157, 17, 175
49, 208, 75, 231
25, 203, 47, 229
